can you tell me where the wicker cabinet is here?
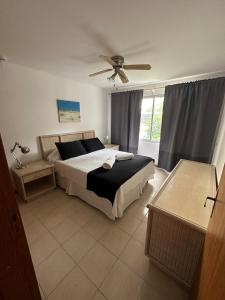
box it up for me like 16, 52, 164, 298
145, 160, 216, 288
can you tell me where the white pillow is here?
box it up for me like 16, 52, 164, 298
47, 149, 61, 163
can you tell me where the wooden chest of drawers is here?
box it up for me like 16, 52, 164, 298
145, 160, 216, 288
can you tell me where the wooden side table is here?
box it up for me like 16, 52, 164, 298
104, 144, 120, 150
12, 160, 56, 201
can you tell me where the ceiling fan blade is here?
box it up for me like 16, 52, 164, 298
99, 55, 117, 66
118, 70, 129, 83
89, 68, 112, 77
123, 64, 151, 70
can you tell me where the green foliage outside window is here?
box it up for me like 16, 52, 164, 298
139, 97, 164, 142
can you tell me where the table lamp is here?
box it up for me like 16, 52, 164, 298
11, 142, 30, 169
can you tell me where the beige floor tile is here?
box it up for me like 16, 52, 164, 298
30, 201, 56, 220
125, 201, 149, 221
143, 264, 188, 300
40, 208, 67, 230
25, 220, 48, 245
120, 238, 151, 280
79, 243, 116, 287
100, 260, 143, 300
27, 195, 52, 209
138, 282, 166, 300
35, 248, 75, 296
48, 266, 97, 300
117, 213, 141, 235
45, 189, 72, 207
139, 281, 189, 300
120, 239, 188, 299
133, 222, 147, 245
23, 170, 186, 300
99, 227, 130, 257
69, 204, 97, 227
63, 229, 96, 262
29, 232, 59, 266
142, 212, 148, 224
18, 200, 31, 215
139, 281, 190, 300
83, 214, 114, 240
50, 217, 81, 243
92, 291, 107, 300
39, 285, 46, 300
21, 211, 37, 227
59, 200, 81, 217
51, 197, 73, 210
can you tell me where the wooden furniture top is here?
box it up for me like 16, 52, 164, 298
150, 160, 216, 231
39, 130, 95, 159
13, 160, 53, 177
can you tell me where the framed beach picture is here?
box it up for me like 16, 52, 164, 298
57, 99, 81, 123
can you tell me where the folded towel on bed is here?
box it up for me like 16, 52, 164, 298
116, 153, 134, 161
102, 156, 116, 169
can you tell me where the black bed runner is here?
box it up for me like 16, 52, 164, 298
87, 155, 153, 204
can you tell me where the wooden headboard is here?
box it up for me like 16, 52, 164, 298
39, 130, 95, 159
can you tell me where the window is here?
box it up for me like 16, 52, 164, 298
139, 96, 164, 142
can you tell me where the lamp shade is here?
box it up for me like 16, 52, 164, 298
20, 146, 30, 154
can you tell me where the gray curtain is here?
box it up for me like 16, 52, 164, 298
111, 90, 143, 153
158, 77, 225, 171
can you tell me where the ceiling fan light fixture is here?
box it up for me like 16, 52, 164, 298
89, 55, 151, 84
107, 73, 116, 82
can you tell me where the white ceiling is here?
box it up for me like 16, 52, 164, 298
1, 0, 225, 88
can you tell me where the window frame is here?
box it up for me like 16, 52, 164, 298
139, 95, 164, 143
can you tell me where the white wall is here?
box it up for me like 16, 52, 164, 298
212, 98, 225, 181
0, 63, 107, 167
214, 133, 225, 181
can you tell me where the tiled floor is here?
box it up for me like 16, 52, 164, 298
18, 168, 189, 300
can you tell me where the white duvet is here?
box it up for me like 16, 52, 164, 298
55, 149, 122, 187
55, 149, 155, 219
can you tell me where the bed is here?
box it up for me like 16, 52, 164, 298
39, 130, 155, 220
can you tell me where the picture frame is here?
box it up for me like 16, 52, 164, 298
57, 99, 81, 123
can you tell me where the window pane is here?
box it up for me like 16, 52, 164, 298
151, 97, 164, 141
139, 98, 153, 140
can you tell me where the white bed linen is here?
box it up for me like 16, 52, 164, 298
55, 149, 155, 219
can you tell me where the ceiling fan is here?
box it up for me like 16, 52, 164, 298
89, 55, 151, 83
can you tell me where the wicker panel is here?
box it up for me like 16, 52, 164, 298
83, 131, 95, 139
149, 210, 204, 287
39, 136, 60, 159
60, 133, 83, 142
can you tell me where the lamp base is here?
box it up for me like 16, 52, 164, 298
16, 164, 26, 169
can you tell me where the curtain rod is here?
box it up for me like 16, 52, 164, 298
109, 85, 165, 94
108, 70, 225, 94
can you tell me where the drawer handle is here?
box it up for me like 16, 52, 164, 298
204, 196, 216, 207
204, 196, 216, 217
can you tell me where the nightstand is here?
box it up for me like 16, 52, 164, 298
12, 160, 56, 201
104, 144, 120, 150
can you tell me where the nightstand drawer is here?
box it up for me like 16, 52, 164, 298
23, 168, 52, 183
